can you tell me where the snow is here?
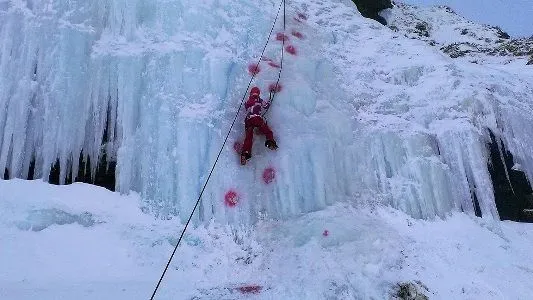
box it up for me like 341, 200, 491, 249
2, 179, 533, 299
400, 0, 533, 38
385, 3, 533, 65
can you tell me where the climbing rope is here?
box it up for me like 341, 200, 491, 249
149, 1, 286, 299
264, 0, 286, 118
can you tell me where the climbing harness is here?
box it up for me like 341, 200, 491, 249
149, 0, 287, 299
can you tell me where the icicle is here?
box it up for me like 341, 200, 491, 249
495, 134, 517, 197
1, 0, 531, 225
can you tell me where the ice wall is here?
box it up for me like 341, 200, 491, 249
0, 0, 278, 214
1, 0, 532, 223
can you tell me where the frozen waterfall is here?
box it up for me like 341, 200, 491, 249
1, 0, 532, 222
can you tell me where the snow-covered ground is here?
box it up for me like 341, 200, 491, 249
2, 179, 533, 299
401, 0, 533, 38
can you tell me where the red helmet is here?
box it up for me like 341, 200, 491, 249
250, 87, 260, 97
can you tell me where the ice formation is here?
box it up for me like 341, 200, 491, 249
1, 0, 532, 222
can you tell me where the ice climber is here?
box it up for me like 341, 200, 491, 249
240, 86, 278, 165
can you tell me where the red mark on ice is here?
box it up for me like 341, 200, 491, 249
297, 13, 308, 20
248, 64, 261, 76
268, 61, 280, 68
285, 45, 297, 55
276, 32, 289, 42
268, 83, 282, 93
291, 30, 304, 39
264, 57, 280, 67
224, 190, 239, 207
262, 167, 276, 184
237, 285, 263, 294
233, 141, 242, 154
323, 230, 329, 237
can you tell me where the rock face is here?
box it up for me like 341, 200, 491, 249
387, 3, 533, 64
351, 0, 393, 25
487, 131, 533, 222
528, 56, 533, 65
393, 282, 430, 300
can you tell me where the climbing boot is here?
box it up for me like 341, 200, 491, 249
265, 140, 278, 150
241, 151, 251, 165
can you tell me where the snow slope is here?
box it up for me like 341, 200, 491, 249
2, 179, 533, 299
400, 0, 533, 38
385, 3, 533, 65
2, 0, 533, 223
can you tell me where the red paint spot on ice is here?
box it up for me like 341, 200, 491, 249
297, 13, 308, 20
224, 190, 239, 207
233, 141, 242, 154
248, 64, 261, 76
285, 45, 297, 55
268, 61, 280, 68
237, 285, 263, 294
323, 230, 329, 237
268, 83, 282, 93
263, 167, 276, 184
292, 30, 304, 39
276, 32, 289, 42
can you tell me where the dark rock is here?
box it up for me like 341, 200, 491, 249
527, 56, 533, 65
394, 281, 430, 300
440, 38, 533, 59
439, 5, 455, 14
441, 43, 472, 58
351, 0, 393, 25
493, 26, 511, 39
491, 38, 533, 57
523, 209, 533, 222
48, 152, 116, 191
525, 194, 533, 206
414, 22, 430, 37
487, 131, 533, 222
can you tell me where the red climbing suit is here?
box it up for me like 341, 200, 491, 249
241, 87, 276, 157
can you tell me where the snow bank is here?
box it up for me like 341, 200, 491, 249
2, 179, 533, 299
